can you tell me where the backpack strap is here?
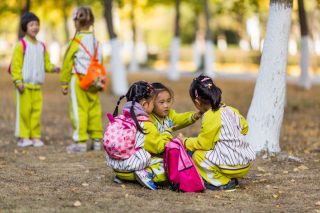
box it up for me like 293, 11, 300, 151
73, 38, 93, 59
20, 38, 27, 55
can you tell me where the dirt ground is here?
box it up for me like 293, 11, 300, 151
0, 71, 319, 213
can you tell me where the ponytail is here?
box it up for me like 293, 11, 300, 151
130, 100, 146, 134
113, 95, 125, 117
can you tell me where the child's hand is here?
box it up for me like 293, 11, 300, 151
16, 84, 25, 94
171, 125, 178, 131
193, 111, 203, 120
61, 87, 68, 95
177, 133, 185, 142
52, 67, 61, 73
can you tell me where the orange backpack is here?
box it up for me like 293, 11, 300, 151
73, 38, 108, 92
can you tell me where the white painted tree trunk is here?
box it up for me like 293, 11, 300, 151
168, 37, 180, 81
110, 38, 128, 96
204, 40, 215, 77
129, 43, 139, 72
192, 40, 201, 70
298, 36, 311, 89
246, 3, 293, 154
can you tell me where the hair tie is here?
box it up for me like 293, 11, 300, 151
207, 83, 212, 89
201, 77, 211, 82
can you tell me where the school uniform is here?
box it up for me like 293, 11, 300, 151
106, 102, 173, 183
11, 35, 53, 139
60, 31, 103, 142
184, 105, 256, 186
150, 109, 198, 133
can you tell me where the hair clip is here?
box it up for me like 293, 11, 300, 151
207, 83, 212, 89
201, 77, 211, 82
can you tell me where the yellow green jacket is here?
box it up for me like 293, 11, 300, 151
150, 109, 197, 133
185, 105, 248, 152
60, 31, 102, 89
11, 35, 53, 89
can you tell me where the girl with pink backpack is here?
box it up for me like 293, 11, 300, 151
179, 75, 256, 191
104, 81, 174, 190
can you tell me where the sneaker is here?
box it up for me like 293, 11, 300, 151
205, 179, 236, 192
134, 169, 157, 190
92, 139, 101, 151
66, 143, 87, 153
232, 178, 240, 188
32, 139, 44, 147
17, 138, 33, 147
114, 176, 123, 184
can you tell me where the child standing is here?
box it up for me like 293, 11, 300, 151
150, 82, 201, 133
60, 6, 103, 152
180, 75, 256, 191
11, 12, 60, 147
104, 81, 173, 190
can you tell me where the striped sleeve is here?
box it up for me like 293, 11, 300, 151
229, 106, 248, 135
185, 110, 221, 152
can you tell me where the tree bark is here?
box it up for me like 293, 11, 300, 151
18, 0, 30, 39
203, 0, 215, 77
103, 0, 128, 95
168, 0, 181, 81
246, 0, 293, 154
298, 0, 311, 89
129, 0, 139, 72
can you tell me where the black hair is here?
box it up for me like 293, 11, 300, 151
189, 75, 222, 111
21, 12, 40, 32
113, 81, 154, 134
151, 82, 174, 100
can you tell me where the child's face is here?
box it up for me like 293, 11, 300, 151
141, 97, 155, 114
153, 91, 172, 118
26, 21, 39, 38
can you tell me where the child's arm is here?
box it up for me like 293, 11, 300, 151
169, 109, 201, 131
184, 112, 221, 152
143, 121, 173, 154
11, 42, 24, 90
44, 50, 60, 73
60, 40, 79, 92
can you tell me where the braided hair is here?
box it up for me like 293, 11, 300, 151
113, 81, 154, 133
151, 82, 174, 100
189, 75, 222, 111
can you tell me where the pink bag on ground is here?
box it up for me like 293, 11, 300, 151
164, 138, 205, 192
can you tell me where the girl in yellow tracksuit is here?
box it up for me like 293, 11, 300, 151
11, 12, 59, 148
180, 75, 256, 191
61, 6, 103, 152
150, 82, 201, 133
105, 81, 173, 190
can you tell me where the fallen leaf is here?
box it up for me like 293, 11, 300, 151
316, 201, 320, 206
272, 194, 279, 199
293, 168, 299, 172
298, 165, 308, 170
257, 167, 266, 172
290, 179, 295, 182
38, 156, 46, 161
125, 194, 129, 198
255, 173, 263, 177
14, 149, 19, 154
283, 171, 289, 174
121, 184, 126, 189
82, 182, 89, 187
73, 201, 81, 207
214, 195, 220, 199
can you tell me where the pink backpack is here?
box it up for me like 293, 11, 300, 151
164, 138, 205, 192
103, 112, 149, 160
8, 38, 46, 74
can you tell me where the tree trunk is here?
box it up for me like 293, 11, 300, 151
103, 0, 128, 96
62, 0, 70, 43
18, 0, 31, 39
203, 0, 215, 77
168, 0, 181, 81
298, 0, 311, 89
129, 0, 139, 72
192, 11, 202, 71
246, 0, 293, 154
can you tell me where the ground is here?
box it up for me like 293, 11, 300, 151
0, 72, 319, 213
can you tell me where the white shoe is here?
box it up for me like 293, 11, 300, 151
66, 143, 87, 153
17, 138, 33, 147
32, 139, 44, 147
93, 141, 101, 151
134, 169, 157, 190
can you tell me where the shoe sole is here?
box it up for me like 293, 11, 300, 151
134, 173, 157, 190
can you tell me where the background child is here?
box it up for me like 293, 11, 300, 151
11, 12, 60, 147
150, 82, 201, 133
180, 75, 256, 191
60, 6, 103, 153
105, 81, 173, 190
